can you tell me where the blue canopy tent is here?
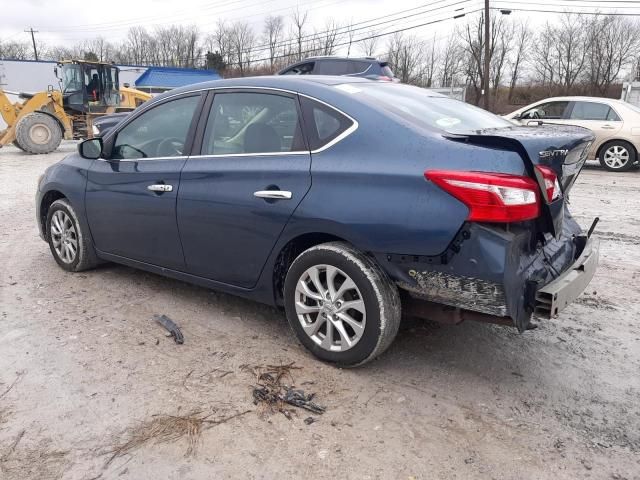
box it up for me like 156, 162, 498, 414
134, 66, 221, 94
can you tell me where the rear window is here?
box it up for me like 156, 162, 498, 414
345, 83, 511, 133
316, 60, 371, 75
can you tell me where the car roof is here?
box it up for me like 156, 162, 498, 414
154, 74, 378, 99
533, 96, 626, 105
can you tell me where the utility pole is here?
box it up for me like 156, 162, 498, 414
25, 27, 39, 61
483, 0, 490, 110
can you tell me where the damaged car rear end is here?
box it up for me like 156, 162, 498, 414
350, 85, 599, 332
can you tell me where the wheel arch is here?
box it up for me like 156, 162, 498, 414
271, 232, 352, 305
39, 189, 68, 240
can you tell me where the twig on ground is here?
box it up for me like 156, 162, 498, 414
0, 371, 26, 400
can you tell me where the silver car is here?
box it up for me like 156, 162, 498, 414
506, 96, 640, 172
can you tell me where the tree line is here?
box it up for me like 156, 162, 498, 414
1, 11, 639, 110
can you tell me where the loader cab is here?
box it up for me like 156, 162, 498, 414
59, 61, 120, 114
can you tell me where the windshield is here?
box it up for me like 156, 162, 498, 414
61, 64, 83, 94
345, 82, 512, 133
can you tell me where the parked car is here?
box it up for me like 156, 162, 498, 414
91, 112, 129, 137
505, 96, 640, 172
278, 56, 397, 81
36, 76, 599, 366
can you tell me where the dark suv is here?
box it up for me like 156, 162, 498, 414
278, 56, 396, 81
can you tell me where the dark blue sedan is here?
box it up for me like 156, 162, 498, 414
36, 76, 599, 366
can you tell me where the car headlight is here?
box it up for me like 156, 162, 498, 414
92, 125, 100, 136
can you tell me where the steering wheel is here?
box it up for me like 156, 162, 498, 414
157, 137, 185, 157
532, 110, 541, 119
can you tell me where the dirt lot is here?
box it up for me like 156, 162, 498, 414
1, 142, 639, 480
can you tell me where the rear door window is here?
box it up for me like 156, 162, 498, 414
201, 92, 306, 155
570, 102, 620, 121
300, 97, 354, 150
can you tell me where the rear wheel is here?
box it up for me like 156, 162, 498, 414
599, 140, 636, 172
15, 112, 63, 154
283, 242, 401, 367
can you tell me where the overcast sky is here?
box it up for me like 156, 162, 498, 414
1, 0, 638, 49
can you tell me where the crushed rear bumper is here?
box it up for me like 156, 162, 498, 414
534, 236, 599, 318
376, 211, 599, 331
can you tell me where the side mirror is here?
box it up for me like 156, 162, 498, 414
78, 138, 103, 160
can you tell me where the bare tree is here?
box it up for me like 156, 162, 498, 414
359, 31, 379, 57
0, 41, 30, 60
439, 33, 463, 87
230, 21, 256, 76
291, 8, 308, 61
263, 15, 285, 72
386, 33, 422, 84
586, 15, 640, 94
508, 20, 531, 102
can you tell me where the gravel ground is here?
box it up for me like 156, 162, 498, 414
1, 142, 639, 480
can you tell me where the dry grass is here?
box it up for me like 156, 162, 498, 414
105, 409, 251, 466
0, 431, 68, 480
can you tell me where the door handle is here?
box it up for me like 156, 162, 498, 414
254, 190, 292, 200
147, 184, 173, 192
602, 124, 615, 129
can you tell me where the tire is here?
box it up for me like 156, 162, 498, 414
46, 199, 99, 272
12, 140, 26, 151
283, 242, 401, 367
598, 140, 636, 172
15, 112, 63, 154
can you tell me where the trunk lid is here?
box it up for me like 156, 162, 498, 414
446, 125, 594, 236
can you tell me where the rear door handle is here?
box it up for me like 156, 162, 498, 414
147, 184, 173, 192
602, 124, 615, 129
254, 190, 292, 200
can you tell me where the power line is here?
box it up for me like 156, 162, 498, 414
224, 6, 483, 67
226, 0, 479, 59
491, 6, 640, 15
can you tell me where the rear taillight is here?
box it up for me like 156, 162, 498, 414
425, 170, 540, 223
535, 165, 561, 203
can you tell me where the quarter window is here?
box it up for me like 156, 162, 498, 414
111, 95, 200, 159
570, 102, 620, 121
301, 97, 355, 151
201, 92, 305, 155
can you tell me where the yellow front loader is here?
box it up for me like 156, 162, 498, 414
0, 60, 151, 154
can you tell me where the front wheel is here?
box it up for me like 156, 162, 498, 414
46, 199, 99, 272
15, 112, 62, 154
283, 242, 401, 367
599, 140, 636, 172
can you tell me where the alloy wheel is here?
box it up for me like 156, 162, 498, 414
294, 264, 367, 352
50, 210, 78, 263
603, 145, 630, 169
